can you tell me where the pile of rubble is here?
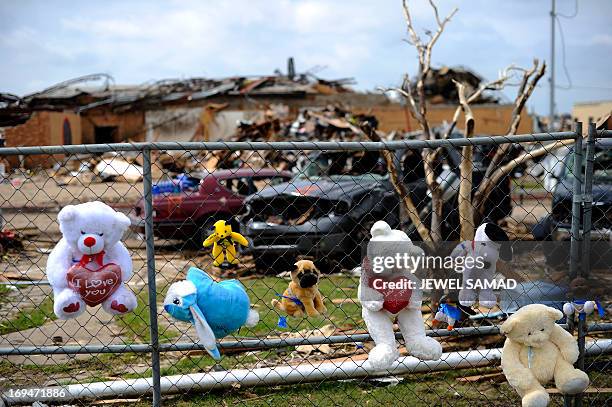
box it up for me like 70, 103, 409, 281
418, 66, 498, 105
211, 105, 383, 172
50, 153, 145, 185
48, 149, 208, 184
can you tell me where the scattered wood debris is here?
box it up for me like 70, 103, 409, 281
456, 370, 505, 383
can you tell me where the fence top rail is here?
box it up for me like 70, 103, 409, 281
0, 131, 577, 156
598, 129, 612, 138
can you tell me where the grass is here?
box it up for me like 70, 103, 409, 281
5, 358, 611, 406
134, 366, 520, 407
116, 288, 180, 343
240, 275, 363, 336
1, 358, 520, 406
0, 283, 11, 299
0, 289, 56, 335
126, 360, 612, 407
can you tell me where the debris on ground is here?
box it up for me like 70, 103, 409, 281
95, 155, 144, 183
0, 229, 23, 258
210, 105, 384, 172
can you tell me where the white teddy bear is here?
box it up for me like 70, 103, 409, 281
358, 220, 442, 369
46, 201, 137, 319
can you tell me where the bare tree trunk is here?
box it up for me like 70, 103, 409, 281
361, 124, 432, 242
454, 80, 475, 241
401, 0, 457, 244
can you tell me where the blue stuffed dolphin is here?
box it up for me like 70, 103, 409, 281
163, 266, 259, 360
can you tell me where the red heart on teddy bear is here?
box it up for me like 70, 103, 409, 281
363, 257, 412, 314
67, 263, 122, 307
372, 276, 412, 314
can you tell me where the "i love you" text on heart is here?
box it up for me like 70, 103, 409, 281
67, 263, 122, 307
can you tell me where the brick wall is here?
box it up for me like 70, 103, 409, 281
4, 112, 51, 169
3, 111, 82, 169
352, 103, 533, 135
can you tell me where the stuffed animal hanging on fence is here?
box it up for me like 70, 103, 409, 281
563, 299, 604, 321
358, 220, 442, 369
451, 222, 512, 308
46, 201, 137, 319
271, 260, 327, 327
432, 295, 462, 331
500, 304, 589, 407
164, 266, 259, 360
203, 220, 249, 267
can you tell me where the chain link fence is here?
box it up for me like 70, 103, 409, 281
0, 127, 611, 406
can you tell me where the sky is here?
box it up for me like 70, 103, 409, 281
1, 0, 611, 115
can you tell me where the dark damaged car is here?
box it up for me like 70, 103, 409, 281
241, 144, 513, 271
241, 151, 398, 271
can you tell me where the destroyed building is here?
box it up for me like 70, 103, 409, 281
0, 60, 534, 170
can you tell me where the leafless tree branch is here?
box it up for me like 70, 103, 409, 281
441, 64, 518, 140
399, 0, 457, 242
473, 60, 547, 223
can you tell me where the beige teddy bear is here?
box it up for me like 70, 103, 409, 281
500, 304, 589, 407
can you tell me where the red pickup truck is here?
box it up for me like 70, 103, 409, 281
133, 168, 292, 244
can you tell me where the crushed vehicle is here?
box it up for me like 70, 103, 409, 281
532, 138, 612, 267
132, 168, 292, 245
240, 139, 513, 272
240, 150, 398, 271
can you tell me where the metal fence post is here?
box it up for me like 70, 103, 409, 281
564, 316, 576, 407
574, 122, 596, 407
569, 122, 583, 281
580, 122, 596, 278
574, 316, 587, 407
143, 147, 162, 406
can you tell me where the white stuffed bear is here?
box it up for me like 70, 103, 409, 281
47, 201, 137, 319
501, 304, 589, 407
358, 220, 442, 369
451, 222, 512, 308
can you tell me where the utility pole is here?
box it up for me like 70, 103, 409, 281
549, 0, 556, 130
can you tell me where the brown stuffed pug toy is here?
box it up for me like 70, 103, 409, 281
271, 260, 327, 317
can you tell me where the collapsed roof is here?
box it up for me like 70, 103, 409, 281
0, 67, 356, 127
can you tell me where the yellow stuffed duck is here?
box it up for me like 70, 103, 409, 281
203, 220, 249, 266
